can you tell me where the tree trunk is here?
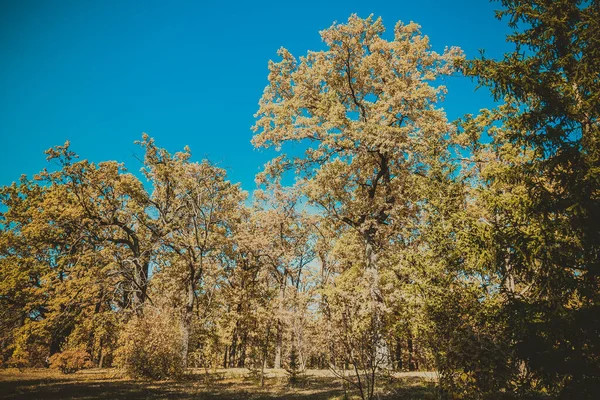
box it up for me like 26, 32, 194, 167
229, 333, 237, 368
238, 332, 248, 367
261, 325, 270, 387
274, 279, 285, 369
365, 236, 389, 369
130, 244, 150, 313
365, 238, 381, 308
274, 324, 283, 369
137, 258, 150, 306
395, 336, 403, 370
98, 339, 104, 368
503, 250, 516, 296
408, 336, 416, 371
132, 261, 144, 311
181, 272, 195, 368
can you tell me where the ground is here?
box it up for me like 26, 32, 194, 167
0, 368, 438, 399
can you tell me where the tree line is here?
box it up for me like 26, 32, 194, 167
1, 1, 598, 398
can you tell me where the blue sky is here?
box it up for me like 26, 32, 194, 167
0, 0, 512, 192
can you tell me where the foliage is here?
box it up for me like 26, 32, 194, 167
457, 0, 600, 397
0, 6, 598, 399
138, 134, 246, 367
284, 343, 305, 385
114, 308, 185, 380
48, 348, 93, 374
252, 14, 463, 399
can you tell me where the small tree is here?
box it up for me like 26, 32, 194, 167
285, 338, 305, 385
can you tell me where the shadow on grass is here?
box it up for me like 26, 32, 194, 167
0, 371, 437, 400
1, 380, 343, 400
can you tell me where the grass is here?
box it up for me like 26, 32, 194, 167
0, 368, 438, 400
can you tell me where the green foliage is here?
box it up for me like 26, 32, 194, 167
114, 308, 185, 380
285, 344, 305, 385
458, 0, 600, 397
425, 284, 516, 399
7, 346, 31, 371
7, 322, 52, 368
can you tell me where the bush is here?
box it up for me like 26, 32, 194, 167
49, 349, 93, 374
114, 308, 185, 380
7, 347, 29, 371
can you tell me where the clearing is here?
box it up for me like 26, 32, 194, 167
0, 368, 437, 399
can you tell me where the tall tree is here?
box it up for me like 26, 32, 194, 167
0, 174, 123, 367
39, 142, 154, 312
252, 14, 463, 398
138, 135, 246, 366
463, 0, 600, 396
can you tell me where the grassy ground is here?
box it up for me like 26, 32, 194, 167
0, 368, 438, 400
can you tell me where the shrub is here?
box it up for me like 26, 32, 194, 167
114, 308, 185, 380
49, 349, 93, 374
7, 347, 29, 371
425, 286, 517, 399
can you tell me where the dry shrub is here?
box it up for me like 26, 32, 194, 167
114, 308, 184, 380
49, 349, 93, 374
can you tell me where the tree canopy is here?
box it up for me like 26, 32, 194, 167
1, 3, 598, 399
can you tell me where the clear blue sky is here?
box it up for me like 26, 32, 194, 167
0, 0, 512, 192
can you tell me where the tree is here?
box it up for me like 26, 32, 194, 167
220, 207, 278, 378
462, 0, 600, 396
138, 135, 246, 366
39, 142, 154, 312
251, 186, 315, 369
0, 171, 124, 368
0, 177, 60, 366
252, 14, 463, 398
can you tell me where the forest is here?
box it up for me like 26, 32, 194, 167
0, 1, 598, 399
